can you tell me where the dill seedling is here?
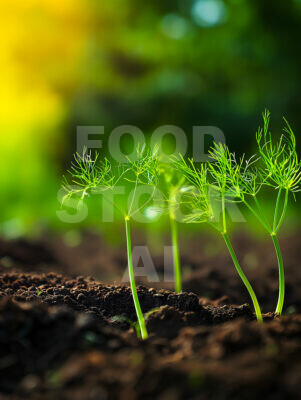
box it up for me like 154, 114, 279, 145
63, 146, 160, 339
174, 153, 263, 322
237, 110, 300, 315
159, 166, 186, 293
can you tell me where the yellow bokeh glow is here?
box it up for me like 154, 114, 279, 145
0, 0, 93, 226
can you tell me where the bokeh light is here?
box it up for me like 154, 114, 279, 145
191, 0, 227, 28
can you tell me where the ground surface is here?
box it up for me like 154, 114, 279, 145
0, 230, 300, 399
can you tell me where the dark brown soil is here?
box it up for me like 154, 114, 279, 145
0, 231, 300, 399
1, 230, 300, 313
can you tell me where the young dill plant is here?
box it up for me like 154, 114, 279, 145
159, 166, 186, 293
62, 146, 160, 339
174, 154, 263, 323
230, 110, 300, 315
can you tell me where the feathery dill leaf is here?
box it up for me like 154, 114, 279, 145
256, 110, 300, 193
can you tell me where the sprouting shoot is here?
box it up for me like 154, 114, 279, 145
159, 166, 186, 293
174, 154, 263, 322
62, 145, 161, 339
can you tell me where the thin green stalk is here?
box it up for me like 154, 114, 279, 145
170, 216, 182, 293
125, 217, 148, 339
273, 188, 282, 232
128, 176, 138, 216
222, 193, 227, 233
275, 189, 289, 233
271, 189, 288, 314
221, 193, 227, 233
247, 192, 287, 315
222, 233, 263, 323
271, 234, 285, 315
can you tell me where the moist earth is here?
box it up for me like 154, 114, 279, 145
0, 231, 300, 399
1, 230, 300, 313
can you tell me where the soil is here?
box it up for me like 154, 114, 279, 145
1, 229, 300, 312
0, 230, 300, 399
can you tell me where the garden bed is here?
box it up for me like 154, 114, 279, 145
0, 232, 300, 399
1, 230, 300, 312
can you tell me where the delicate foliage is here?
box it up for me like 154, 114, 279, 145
62, 145, 161, 215
125, 145, 160, 186
208, 143, 230, 192
208, 142, 262, 200
173, 156, 214, 223
256, 110, 301, 193
124, 145, 161, 218
62, 148, 115, 204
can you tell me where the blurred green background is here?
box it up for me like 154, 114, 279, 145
0, 0, 300, 239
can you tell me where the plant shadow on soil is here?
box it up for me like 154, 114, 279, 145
0, 230, 300, 399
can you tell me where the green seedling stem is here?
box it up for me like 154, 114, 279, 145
242, 188, 288, 314
170, 215, 182, 293
271, 233, 285, 315
222, 232, 263, 322
160, 167, 185, 293
112, 307, 161, 339
210, 210, 263, 322
219, 193, 263, 323
125, 216, 148, 339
